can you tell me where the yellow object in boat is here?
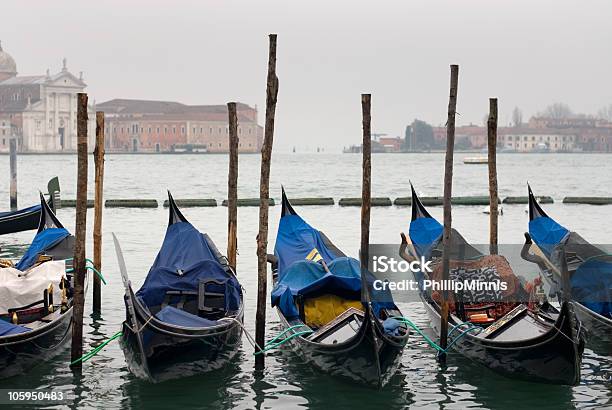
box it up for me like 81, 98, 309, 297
303, 294, 363, 328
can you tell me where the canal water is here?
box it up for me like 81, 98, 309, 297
0, 153, 610, 409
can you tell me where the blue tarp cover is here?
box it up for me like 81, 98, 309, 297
0, 318, 30, 336
529, 215, 611, 318
155, 305, 219, 328
571, 258, 612, 318
274, 214, 339, 276
272, 257, 363, 319
273, 210, 395, 319
15, 227, 71, 271
136, 222, 241, 310
528, 216, 570, 257
409, 216, 443, 259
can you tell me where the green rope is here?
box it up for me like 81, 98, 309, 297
254, 329, 313, 355
390, 316, 482, 356
65, 265, 107, 285
264, 324, 311, 346
70, 331, 123, 365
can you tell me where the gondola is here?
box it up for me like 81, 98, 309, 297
401, 185, 584, 385
0, 193, 76, 379
524, 186, 611, 355
115, 192, 244, 382
268, 188, 409, 388
0, 177, 60, 235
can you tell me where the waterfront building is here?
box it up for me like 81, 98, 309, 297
498, 131, 576, 152
97, 99, 263, 153
0, 41, 96, 152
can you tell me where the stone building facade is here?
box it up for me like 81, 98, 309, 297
0, 41, 96, 152
97, 99, 263, 153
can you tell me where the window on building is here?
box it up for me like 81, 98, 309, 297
157, 127, 160, 133
239, 127, 242, 135
193, 127, 196, 134
181, 127, 185, 134
164, 127, 168, 134
209, 127, 212, 134
148, 127, 152, 133
173, 127, 176, 134
200, 127, 203, 133
218, 127, 221, 134
249, 128, 252, 134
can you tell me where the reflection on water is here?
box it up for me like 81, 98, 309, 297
0, 153, 611, 409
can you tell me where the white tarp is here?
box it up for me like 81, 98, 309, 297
0, 260, 66, 314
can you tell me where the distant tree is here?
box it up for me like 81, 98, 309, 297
541, 102, 573, 119
455, 136, 472, 150
512, 107, 523, 127
597, 104, 612, 121
409, 119, 435, 150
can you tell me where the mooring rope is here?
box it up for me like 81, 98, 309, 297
70, 331, 123, 365
65, 258, 106, 284
390, 316, 482, 356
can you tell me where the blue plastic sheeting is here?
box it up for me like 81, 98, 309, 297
571, 258, 612, 318
274, 214, 339, 276
15, 227, 71, 271
409, 216, 443, 259
528, 216, 570, 257
136, 222, 241, 310
272, 257, 363, 319
0, 318, 30, 336
155, 305, 219, 328
0, 204, 40, 218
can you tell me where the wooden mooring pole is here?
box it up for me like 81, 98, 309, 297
439, 64, 459, 364
487, 98, 499, 255
227, 102, 238, 272
255, 33, 278, 370
71, 92, 89, 368
93, 112, 105, 314
9, 138, 17, 211
360, 94, 371, 270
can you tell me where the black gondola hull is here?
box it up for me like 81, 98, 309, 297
422, 298, 584, 385
0, 308, 73, 379
0, 207, 41, 235
120, 308, 244, 383
275, 306, 407, 388
573, 302, 611, 355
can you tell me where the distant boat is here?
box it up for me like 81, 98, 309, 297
481, 205, 503, 215
463, 156, 488, 164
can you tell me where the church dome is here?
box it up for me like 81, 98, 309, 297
0, 41, 17, 78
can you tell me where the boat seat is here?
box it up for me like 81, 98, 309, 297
301, 294, 363, 329
158, 279, 232, 319
198, 279, 228, 318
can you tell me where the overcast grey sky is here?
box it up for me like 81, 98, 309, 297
3, 0, 611, 151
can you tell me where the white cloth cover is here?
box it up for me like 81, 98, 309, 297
0, 260, 66, 314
